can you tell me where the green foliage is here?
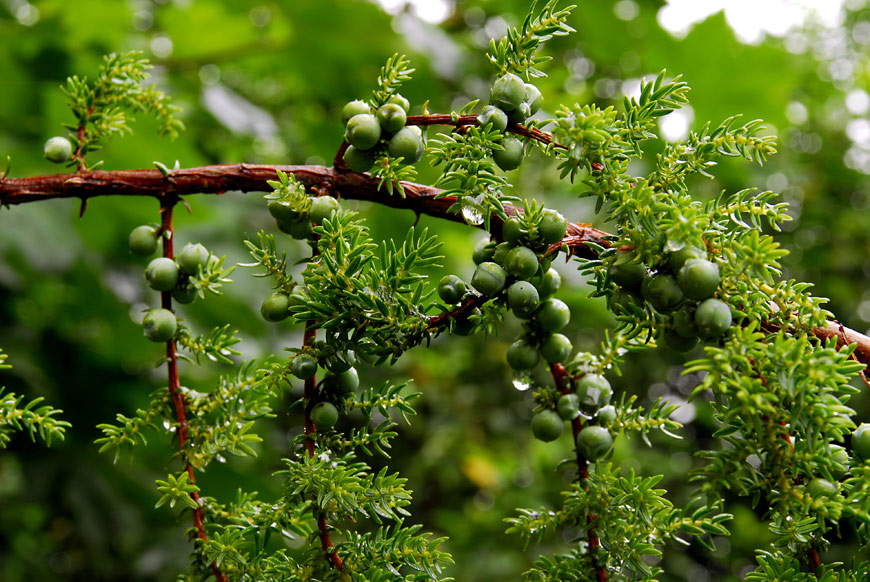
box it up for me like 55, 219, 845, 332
487, 0, 577, 77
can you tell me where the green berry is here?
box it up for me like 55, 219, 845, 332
524, 83, 543, 115
678, 259, 721, 300
852, 423, 870, 460
277, 217, 312, 240
505, 246, 539, 280
830, 445, 850, 479
609, 289, 638, 314
535, 298, 570, 332
596, 405, 617, 426
309, 196, 340, 224
471, 262, 507, 296
694, 298, 732, 338
311, 402, 339, 429
145, 257, 180, 292
507, 281, 539, 318
326, 351, 356, 373
268, 200, 302, 223
387, 94, 410, 112
642, 273, 684, 313
341, 100, 371, 124
323, 367, 359, 395
669, 246, 706, 273
537, 268, 561, 298
806, 478, 837, 498
43, 136, 72, 163
663, 330, 699, 352
453, 308, 480, 336
507, 102, 531, 124
177, 243, 210, 275
501, 218, 524, 245
377, 103, 407, 133
473, 238, 496, 265
672, 306, 699, 338
387, 126, 424, 163
576, 426, 614, 461
129, 225, 159, 257
491, 242, 512, 266
577, 374, 612, 411
172, 283, 198, 304
290, 354, 318, 379
478, 105, 509, 132
557, 394, 580, 420
438, 275, 467, 304
493, 136, 524, 171
345, 113, 381, 150
261, 293, 290, 322
142, 308, 177, 343
609, 253, 646, 290
538, 209, 567, 245
492, 73, 526, 111
507, 339, 539, 371
540, 333, 572, 363
343, 145, 374, 173
531, 410, 564, 442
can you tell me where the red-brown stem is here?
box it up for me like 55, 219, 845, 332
808, 547, 822, 573
159, 199, 226, 582
548, 362, 605, 579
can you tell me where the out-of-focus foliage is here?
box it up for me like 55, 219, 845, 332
0, 1, 869, 581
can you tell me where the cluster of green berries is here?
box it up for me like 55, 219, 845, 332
287, 350, 360, 431
340, 94, 424, 172
129, 224, 212, 342
531, 373, 615, 459
608, 245, 732, 352
799, 424, 870, 499
477, 73, 542, 172
43, 136, 73, 164
268, 193, 341, 241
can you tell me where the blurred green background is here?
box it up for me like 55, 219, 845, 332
1, 1, 869, 580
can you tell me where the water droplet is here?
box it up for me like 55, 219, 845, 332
163, 419, 171, 430
512, 371, 532, 391
461, 196, 485, 225
216, 455, 226, 463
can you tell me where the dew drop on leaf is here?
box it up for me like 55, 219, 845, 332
512, 371, 532, 391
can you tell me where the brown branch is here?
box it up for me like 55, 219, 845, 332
2, 164, 869, 372
159, 199, 226, 582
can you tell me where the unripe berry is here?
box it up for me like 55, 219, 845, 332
852, 423, 870, 460
830, 445, 850, 479
43, 136, 72, 163
609, 253, 646, 290
341, 100, 371, 124
268, 200, 302, 223
277, 217, 312, 240
311, 402, 340, 429
343, 145, 374, 173
669, 246, 706, 273
129, 225, 159, 257
377, 103, 407, 133
507, 339, 539, 371
537, 268, 561, 298
438, 274, 467, 304
531, 409, 564, 442
663, 330, 698, 352
524, 83, 543, 115
387, 126, 424, 163
609, 289, 638, 314
597, 405, 617, 426
577, 374, 612, 411
694, 298, 732, 338
471, 262, 507, 296
507, 281, 539, 318
505, 246, 539, 280
672, 305, 699, 338
678, 258, 720, 300
145, 257, 180, 292
387, 93, 410, 112
172, 283, 198, 304
534, 298, 570, 332
142, 308, 177, 342
493, 137, 524, 171
557, 394, 580, 420
576, 426, 614, 461
323, 367, 359, 395
261, 293, 290, 322
507, 102, 531, 124
309, 196, 340, 224
501, 218, 524, 245
806, 478, 837, 498
478, 105, 509, 132
290, 354, 318, 379
177, 243, 210, 275
642, 273, 684, 313
538, 209, 567, 244
345, 113, 381, 150
491, 242, 512, 266
492, 73, 526, 111
540, 333, 572, 363
326, 350, 356, 373
472, 238, 496, 265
